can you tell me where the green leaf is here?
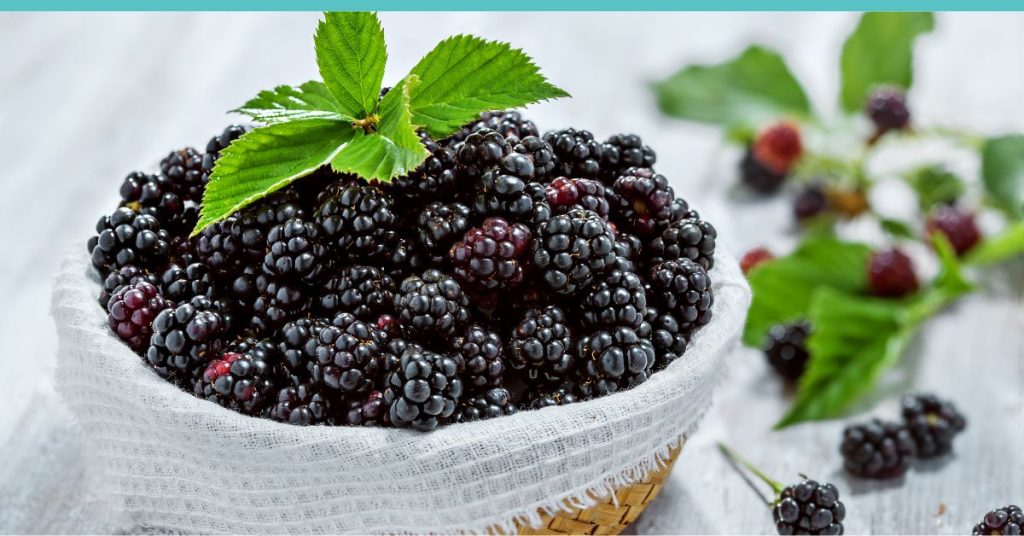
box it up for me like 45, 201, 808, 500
193, 119, 352, 235
331, 76, 429, 181
233, 81, 352, 124
653, 45, 811, 128
964, 221, 1024, 267
879, 218, 918, 240
981, 135, 1024, 219
743, 238, 873, 346
839, 12, 935, 112
315, 11, 387, 118
406, 34, 569, 139
902, 165, 966, 211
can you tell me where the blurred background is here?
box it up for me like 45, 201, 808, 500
0, 12, 1021, 534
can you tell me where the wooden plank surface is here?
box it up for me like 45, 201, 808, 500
0, 12, 1021, 534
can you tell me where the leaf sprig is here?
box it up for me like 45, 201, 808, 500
194, 12, 568, 236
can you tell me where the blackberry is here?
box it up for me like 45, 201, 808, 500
840, 419, 915, 479
611, 167, 681, 236
580, 269, 647, 330
106, 280, 173, 353
88, 207, 171, 273
268, 380, 334, 426
456, 128, 511, 180
740, 148, 786, 194
576, 325, 655, 397
118, 171, 194, 233
647, 210, 717, 270
973, 505, 1023, 535
926, 206, 981, 256
868, 248, 918, 298
645, 307, 688, 370
262, 217, 326, 284
453, 387, 516, 423
195, 340, 279, 415
159, 262, 215, 303
341, 390, 388, 426
773, 479, 846, 535
415, 201, 472, 263
900, 393, 967, 458
384, 346, 463, 431
473, 153, 536, 221
794, 183, 829, 222
250, 275, 309, 336
315, 182, 397, 261
865, 86, 910, 134
388, 132, 458, 202
317, 265, 396, 321
601, 134, 656, 183
382, 237, 426, 283
159, 147, 206, 202
468, 110, 540, 141
508, 306, 575, 386
753, 122, 802, 176
763, 320, 812, 381
306, 313, 390, 395
612, 228, 643, 267
451, 324, 504, 391
146, 295, 227, 381
394, 269, 471, 340
450, 217, 532, 293
740, 247, 775, 274
526, 385, 579, 410
543, 128, 604, 180
98, 265, 157, 308
510, 134, 556, 178
545, 177, 609, 218
277, 318, 326, 378
525, 183, 554, 229
648, 259, 713, 334
532, 208, 616, 295
202, 124, 247, 173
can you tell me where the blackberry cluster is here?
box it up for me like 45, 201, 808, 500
763, 320, 812, 381
973, 505, 1023, 536
901, 393, 967, 458
773, 479, 846, 535
89, 115, 719, 429
865, 86, 910, 135
839, 419, 915, 478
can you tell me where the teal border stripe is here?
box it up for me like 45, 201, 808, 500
3, 1, 1023, 10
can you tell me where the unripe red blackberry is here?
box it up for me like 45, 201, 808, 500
753, 122, 803, 175
450, 217, 532, 293
868, 248, 918, 298
106, 281, 173, 353
865, 86, 910, 134
98, 265, 158, 308
926, 206, 981, 256
611, 167, 680, 236
740, 247, 775, 274
545, 177, 609, 218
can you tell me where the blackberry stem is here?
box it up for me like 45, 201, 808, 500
717, 443, 785, 503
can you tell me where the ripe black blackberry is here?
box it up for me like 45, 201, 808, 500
450, 217, 532, 293
472, 153, 536, 221
277, 318, 326, 378
98, 264, 158, 308
415, 201, 472, 263
341, 390, 388, 426
267, 380, 335, 426
456, 128, 511, 180
262, 217, 326, 284
451, 324, 504, 391
545, 177, 610, 218
532, 208, 617, 295
972, 505, 1023, 535
249, 275, 310, 336
474, 111, 540, 140
160, 262, 215, 303
88, 207, 171, 273
794, 183, 829, 222
647, 259, 713, 334
543, 128, 604, 180
526, 385, 579, 410
865, 86, 910, 135
840, 419, 915, 479
394, 269, 471, 340
194, 340, 280, 415
146, 295, 228, 381
118, 171, 195, 233
645, 306, 688, 370
381, 237, 426, 284
510, 134, 556, 178
315, 182, 397, 261
647, 210, 717, 270
306, 313, 390, 395
106, 280, 173, 353
384, 346, 463, 431
740, 148, 786, 194
317, 265, 396, 321
576, 324, 655, 397
159, 147, 206, 202
388, 132, 458, 202
763, 320, 812, 381
773, 479, 846, 535
611, 167, 680, 237
901, 393, 966, 458
453, 387, 516, 423
580, 269, 648, 330
509, 305, 575, 386
202, 124, 247, 173
612, 228, 643, 266
601, 134, 656, 183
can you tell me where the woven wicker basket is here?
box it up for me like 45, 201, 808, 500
514, 446, 682, 535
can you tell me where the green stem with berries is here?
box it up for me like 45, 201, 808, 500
717, 443, 785, 503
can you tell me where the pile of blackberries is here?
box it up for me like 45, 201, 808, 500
88, 112, 720, 431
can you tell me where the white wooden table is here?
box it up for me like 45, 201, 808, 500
0, 12, 1021, 534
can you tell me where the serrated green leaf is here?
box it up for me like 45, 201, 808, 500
839, 12, 935, 112
315, 11, 387, 118
964, 221, 1024, 267
654, 45, 811, 128
981, 135, 1024, 219
331, 76, 429, 181
407, 35, 569, 139
879, 218, 918, 240
193, 119, 352, 235
743, 238, 872, 347
234, 81, 352, 124
902, 164, 966, 211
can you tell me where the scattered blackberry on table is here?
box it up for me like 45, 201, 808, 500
510, 134, 556, 178
901, 393, 967, 458
740, 148, 787, 193
267, 380, 334, 426
794, 183, 829, 222
98, 264, 157, 308
262, 217, 326, 284
740, 247, 775, 274
544, 128, 604, 180
972, 505, 1023, 536
456, 128, 511, 180
146, 295, 228, 381
451, 324, 505, 391
508, 305, 575, 386
315, 182, 397, 261
415, 201, 472, 263
926, 206, 981, 256
450, 217, 532, 293
648, 259, 713, 334
454, 387, 516, 423
647, 210, 717, 270
773, 479, 846, 535
159, 147, 206, 202
545, 177, 609, 218
526, 385, 579, 410
106, 280, 173, 353
394, 269, 470, 340
580, 269, 648, 330
601, 133, 656, 182
840, 419, 915, 479
473, 152, 536, 221
611, 167, 680, 236
89, 207, 171, 273
118, 171, 194, 233
160, 262, 215, 303
763, 320, 811, 381
341, 390, 388, 426
532, 208, 617, 295
576, 325, 656, 397
305, 313, 390, 395
868, 248, 918, 298
388, 132, 458, 202
317, 265, 396, 321
202, 124, 246, 172
866, 86, 911, 135
384, 346, 463, 431
645, 306, 688, 370
194, 340, 279, 415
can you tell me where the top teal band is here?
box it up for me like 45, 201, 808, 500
2, 1, 1023, 10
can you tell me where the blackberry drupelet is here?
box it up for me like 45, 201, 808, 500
868, 248, 918, 298
510, 134, 556, 178
317, 265, 396, 321
531, 208, 616, 295
415, 201, 472, 263
384, 346, 463, 431
202, 124, 247, 173
740, 247, 775, 274
450, 217, 532, 293
118, 171, 194, 233
453, 387, 516, 422
926, 206, 981, 256
647, 210, 717, 270
794, 183, 829, 222
472, 152, 536, 221
388, 132, 458, 202
612, 228, 643, 267
268, 380, 334, 426
195, 340, 280, 415
250, 275, 310, 336
763, 320, 811, 381
526, 385, 579, 410
106, 281, 173, 353
611, 167, 679, 236
341, 390, 388, 426
456, 128, 511, 180
508, 305, 575, 386
394, 269, 470, 340
740, 148, 787, 194
159, 147, 206, 202
146, 295, 227, 381
543, 128, 604, 180
262, 217, 326, 284
973, 505, 1023, 535
601, 133, 656, 183
451, 324, 504, 391
88, 207, 171, 273
840, 419, 915, 479
645, 307, 688, 370
576, 324, 655, 397
315, 182, 397, 261
160, 262, 215, 303
545, 177, 609, 218
866, 86, 910, 135
647, 259, 713, 334
306, 313, 390, 395
901, 393, 966, 458
773, 479, 846, 535
580, 269, 648, 330
381, 237, 426, 283
98, 265, 157, 307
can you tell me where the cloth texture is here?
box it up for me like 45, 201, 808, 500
52, 246, 750, 535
